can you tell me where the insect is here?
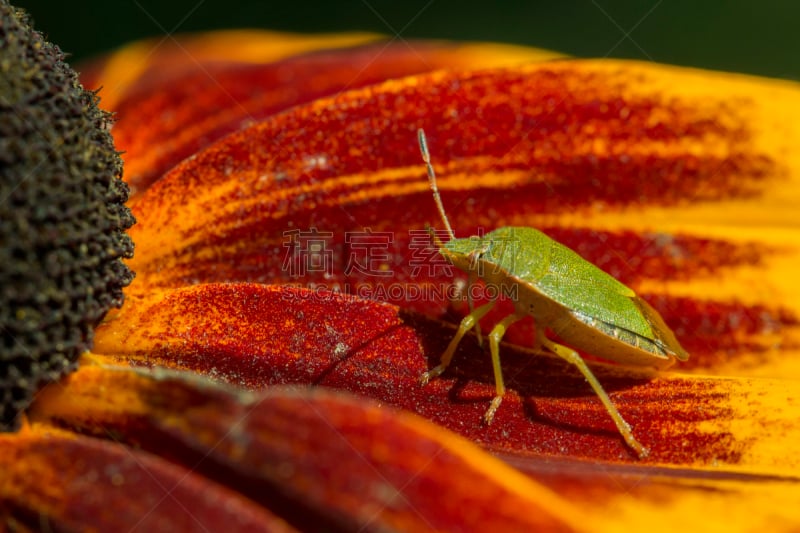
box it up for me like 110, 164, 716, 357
416, 128, 689, 458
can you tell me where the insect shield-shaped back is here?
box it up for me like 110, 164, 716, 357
484, 226, 691, 369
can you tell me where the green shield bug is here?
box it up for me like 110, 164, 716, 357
416, 128, 689, 458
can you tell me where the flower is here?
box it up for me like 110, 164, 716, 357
3, 5, 800, 531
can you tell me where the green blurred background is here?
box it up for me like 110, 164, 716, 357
13, 0, 799, 81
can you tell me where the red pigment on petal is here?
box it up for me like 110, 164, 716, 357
0, 430, 288, 532
650, 296, 800, 369
128, 63, 778, 304
132, 62, 776, 238
31, 370, 582, 531
543, 228, 767, 284
105, 42, 486, 195
95, 284, 751, 464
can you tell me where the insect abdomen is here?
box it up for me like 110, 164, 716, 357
571, 310, 669, 357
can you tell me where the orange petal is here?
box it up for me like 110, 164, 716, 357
81, 34, 560, 197
80, 30, 384, 106
28, 364, 583, 532
93, 283, 800, 468
0, 424, 290, 531
125, 59, 800, 377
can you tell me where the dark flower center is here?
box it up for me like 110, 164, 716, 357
0, 1, 135, 431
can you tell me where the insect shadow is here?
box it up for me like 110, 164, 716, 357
433, 316, 654, 389
408, 308, 657, 434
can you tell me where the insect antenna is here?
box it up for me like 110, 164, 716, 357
418, 128, 456, 241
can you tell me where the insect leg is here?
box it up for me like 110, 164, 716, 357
483, 312, 526, 425
420, 301, 496, 385
537, 332, 649, 458
467, 269, 483, 347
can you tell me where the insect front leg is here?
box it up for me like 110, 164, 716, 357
420, 301, 496, 385
536, 331, 649, 458
483, 312, 526, 424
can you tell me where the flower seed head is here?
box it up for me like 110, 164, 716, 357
0, 1, 135, 431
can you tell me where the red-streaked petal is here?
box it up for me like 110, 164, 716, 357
28, 365, 583, 532
81, 35, 560, 197
79, 30, 385, 105
123, 59, 800, 377
93, 283, 800, 468
0, 425, 291, 532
